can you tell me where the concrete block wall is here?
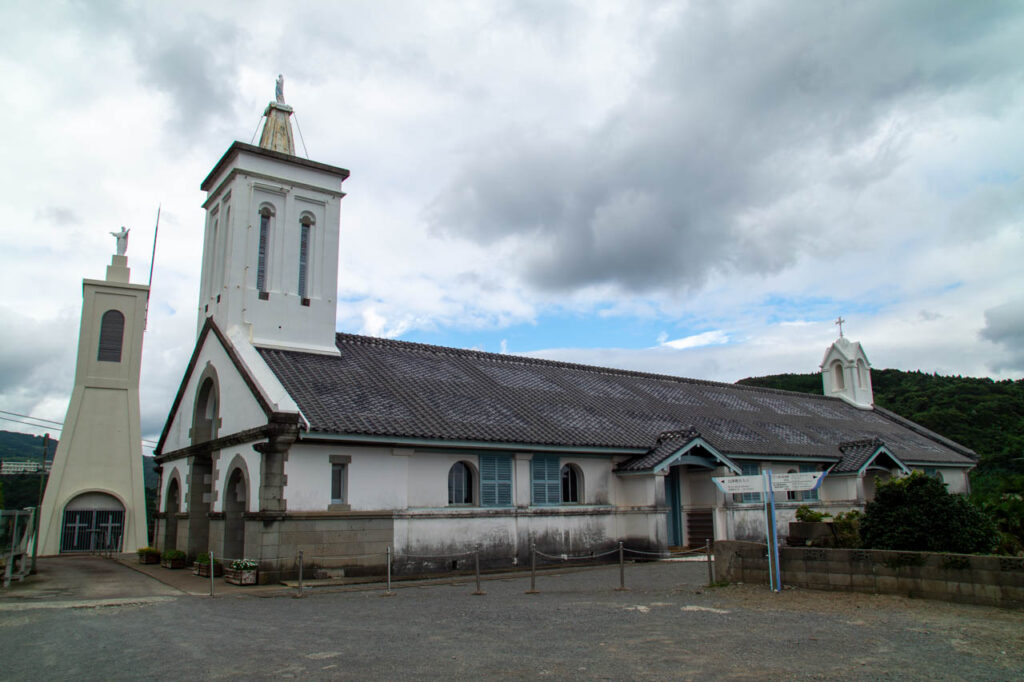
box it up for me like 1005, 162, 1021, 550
714, 541, 1024, 609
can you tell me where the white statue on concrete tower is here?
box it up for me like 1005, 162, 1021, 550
275, 74, 285, 104
110, 226, 129, 256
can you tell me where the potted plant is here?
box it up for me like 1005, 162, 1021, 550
161, 549, 187, 569
137, 547, 161, 564
224, 558, 258, 585
193, 552, 224, 577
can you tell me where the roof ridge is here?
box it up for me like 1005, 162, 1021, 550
871, 405, 978, 459
332, 332, 843, 402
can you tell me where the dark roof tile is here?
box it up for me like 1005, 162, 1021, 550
256, 333, 977, 471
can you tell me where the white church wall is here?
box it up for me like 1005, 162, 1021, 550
161, 335, 269, 453
284, 443, 410, 511
161, 460, 189, 513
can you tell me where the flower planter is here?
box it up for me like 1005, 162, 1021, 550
161, 557, 188, 569
224, 568, 258, 585
138, 554, 160, 565
193, 562, 224, 578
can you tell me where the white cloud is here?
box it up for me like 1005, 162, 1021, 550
661, 330, 730, 350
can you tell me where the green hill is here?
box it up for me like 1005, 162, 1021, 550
737, 369, 1024, 492
0, 430, 159, 510
0, 430, 57, 463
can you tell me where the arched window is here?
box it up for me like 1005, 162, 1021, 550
448, 461, 473, 505
561, 464, 581, 504
298, 214, 314, 300
256, 205, 274, 296
97, 310, 125, 362
856, 359, 867, 388
192, 376, 219, 443
832, 362, 845, 391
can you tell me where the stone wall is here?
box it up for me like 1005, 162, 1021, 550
713, 540, 1024, 609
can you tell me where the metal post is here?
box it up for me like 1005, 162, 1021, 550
383, 545, 394, 596
31, 434, 48, 574
296, 549, 304, 597
3, 512, 15, 588
615, 541, 627, 591
472, 549, 485, 595
705, 538, 714, 586
209, 550, 215, 598
525, 542, 539, 594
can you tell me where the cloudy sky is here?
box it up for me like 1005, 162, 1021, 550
2, 1, 1022, 452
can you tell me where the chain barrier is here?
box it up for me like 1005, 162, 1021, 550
189, 540, 713, 597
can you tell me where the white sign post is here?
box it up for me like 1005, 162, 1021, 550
713, 469, 828, 593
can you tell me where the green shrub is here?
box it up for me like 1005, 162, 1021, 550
195, 552, 212, 565
795, 505, 828, 523
161, 549, 186, 561
861, 472, 997, 554
137, 546, 160, 557
831, 510, 862, 548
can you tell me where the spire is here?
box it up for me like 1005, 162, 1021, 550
259, 74, 296, 155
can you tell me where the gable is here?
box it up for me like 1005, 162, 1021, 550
156, 320, 299, 455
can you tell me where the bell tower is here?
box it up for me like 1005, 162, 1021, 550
820, 319, 874, 408
37, 237, 150, 555
196, 76, 349, 355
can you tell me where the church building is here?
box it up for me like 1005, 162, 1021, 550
153, 85, 977, 583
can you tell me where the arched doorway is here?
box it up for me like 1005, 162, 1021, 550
164, 478, 180, 551
223, 467, 247, 562
60, 492, 125, 553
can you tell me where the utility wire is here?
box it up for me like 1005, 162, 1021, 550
293, 112, 310, 158
0, 411, 158, 447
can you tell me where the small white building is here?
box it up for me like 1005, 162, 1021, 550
154, 88, 976, 583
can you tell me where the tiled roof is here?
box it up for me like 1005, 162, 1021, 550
834, 438, 887, 473
256, 333, 976, 472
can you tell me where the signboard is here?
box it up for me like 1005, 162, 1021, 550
712, 471, 824, 494
711, 475, 763, 494
769, 472, 824, 492
711, 469, 830, 595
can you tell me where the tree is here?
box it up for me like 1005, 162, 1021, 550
860, 472, 998, 554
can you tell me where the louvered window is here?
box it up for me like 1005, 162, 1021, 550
479, 454, 512, 507
97, 310, 124, 362
734, 462, 761, 504
531, 455, 560, 505
298, 218, 311, 299
256, 211, 270, 292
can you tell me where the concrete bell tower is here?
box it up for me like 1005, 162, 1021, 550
37, 236, 150, 554
820, 320, 874, 409
195, 75, 350, 355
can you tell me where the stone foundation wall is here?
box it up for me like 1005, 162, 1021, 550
713, 540, 1024, 609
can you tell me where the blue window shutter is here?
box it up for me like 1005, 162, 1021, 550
736, 462, 761, 504
480, 455, 511, 507
531, 455, 560, 505
800, 464, 819, 501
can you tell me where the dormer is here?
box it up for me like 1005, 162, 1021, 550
821, 336, 873, 408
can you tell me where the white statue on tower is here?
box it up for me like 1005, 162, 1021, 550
110, 227, 130, 256
275, 74, 285, 104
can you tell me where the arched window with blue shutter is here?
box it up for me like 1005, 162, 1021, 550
97, 310, 125, 362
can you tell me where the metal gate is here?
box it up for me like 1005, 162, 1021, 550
60, 509, 124, 553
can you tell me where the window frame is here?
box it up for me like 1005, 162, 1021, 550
447, 461, 474, 506
97, 309, 125, 363
733, 462, 762, 504
329, 455, 351, 510
256, 205, 274, 296
298, 214, 314, 300
561, 464, 581, 504
479, 454, 513, 507
531, 455, 561, 506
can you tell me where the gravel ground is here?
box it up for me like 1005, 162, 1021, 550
1, 560, 1021, 681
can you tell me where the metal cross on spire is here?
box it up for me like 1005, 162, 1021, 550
835, 316, 846, 338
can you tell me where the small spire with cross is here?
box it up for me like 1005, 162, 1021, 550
835, 316, 846, 338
